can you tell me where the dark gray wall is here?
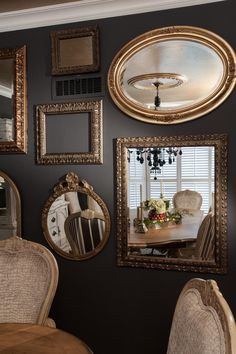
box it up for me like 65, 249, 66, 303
0, 1, 235, 353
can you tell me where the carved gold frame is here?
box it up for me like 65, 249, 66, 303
41, 172, 111, 261
0, 46, 27, 153
36, 100, 103, 164
108, 26, 236, 124
116, 134, 227, 273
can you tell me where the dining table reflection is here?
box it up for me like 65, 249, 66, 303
128, 221, 199, 248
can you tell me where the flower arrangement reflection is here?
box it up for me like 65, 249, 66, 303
143, 198, 182, 227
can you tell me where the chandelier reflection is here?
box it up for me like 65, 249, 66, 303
128, 147, 182, 179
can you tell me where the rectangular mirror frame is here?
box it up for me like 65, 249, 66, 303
116, 134, 227, 274
36, 100, 103, 165
0, 46, 27, 153
51, 26, 100, 75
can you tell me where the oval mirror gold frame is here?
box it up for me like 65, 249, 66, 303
0, 170, 21, 239
108, 26, 236, 124
42, 172, 110, 260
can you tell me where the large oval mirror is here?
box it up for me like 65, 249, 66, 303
42, 172, 110, 260
0, 46, 27, 153
0, 170, 21, 240
116, 134, 227, 273
108, 26, 236, 124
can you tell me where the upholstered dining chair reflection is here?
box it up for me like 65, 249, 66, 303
0, 236, 58, 327
170, 212, 215, 261
173, 189, 203, 210
64, 212, 105, 256
167, 278, 236, 354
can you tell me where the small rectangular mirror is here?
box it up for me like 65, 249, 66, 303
116, 134, 227, 273
51, 26, 100, 75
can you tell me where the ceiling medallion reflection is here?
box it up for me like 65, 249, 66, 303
127, 73, 187, 109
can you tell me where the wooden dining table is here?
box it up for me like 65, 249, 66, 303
128, 221, 199, 248
0, 323, 93, 354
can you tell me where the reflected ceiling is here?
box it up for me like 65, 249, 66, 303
123, 40, 224, 110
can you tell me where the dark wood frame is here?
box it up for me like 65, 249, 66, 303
51, 26, 100, 75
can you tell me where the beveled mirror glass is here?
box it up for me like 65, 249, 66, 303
0, 170, 21, 240
108, 26, 236, 124
0, 46, 27, 152
42, 172, 110, 260
116, 134, 227, 273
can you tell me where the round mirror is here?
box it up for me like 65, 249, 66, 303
108, 26, 236, 124
42, 172, 110, 260
0, 170, 21, 240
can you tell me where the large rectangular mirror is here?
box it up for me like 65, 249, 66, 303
116, 134, 227, 273
0, 46, 27, 153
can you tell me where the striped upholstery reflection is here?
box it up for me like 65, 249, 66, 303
65, 214, 105, 256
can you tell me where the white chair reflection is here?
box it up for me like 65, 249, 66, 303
65, 212, 105, 256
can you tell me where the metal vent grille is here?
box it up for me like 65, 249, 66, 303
52, 75, 103, 99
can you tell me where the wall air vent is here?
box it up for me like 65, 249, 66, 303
52, 74, 103, 100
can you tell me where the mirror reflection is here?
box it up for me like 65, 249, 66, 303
108, 26, 236, 124
127, 146, 215, 260
0, 59, 14, 142
0, 171, 21, 240
122, 40, 223, 111
116, 135, 227, 273
42, 172, 110, 260
0, 46, 27, 153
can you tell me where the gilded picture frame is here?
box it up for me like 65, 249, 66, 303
108, 26, 236, 124
116, 134, 227, 274
0, 46, 27, 153
41, 172, 111, 261
36, 100, 103, 164
51, 26, 100, 75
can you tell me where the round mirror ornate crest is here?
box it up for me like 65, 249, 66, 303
42, 172, 110, 260
108, 26, 236, 124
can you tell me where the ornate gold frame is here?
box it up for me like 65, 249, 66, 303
108, 26, 236, 124
116, 134, 227, 273
36, 100, 103, 164
51, 26, 100, 75
0, 46, 27, 153
41, 172, 111, 261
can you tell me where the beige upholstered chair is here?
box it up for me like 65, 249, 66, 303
65, 212, 105, 256
0, 236, 58, 327
167, 278, 236, 354
173, 189, 203, 210
174, 212, 215, 260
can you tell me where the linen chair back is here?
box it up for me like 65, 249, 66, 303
64, 212, 105, 256
167, 278, 236, 354
173, 190, 202, 210
0, 236, 58, 325
194, 212, 214, 260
